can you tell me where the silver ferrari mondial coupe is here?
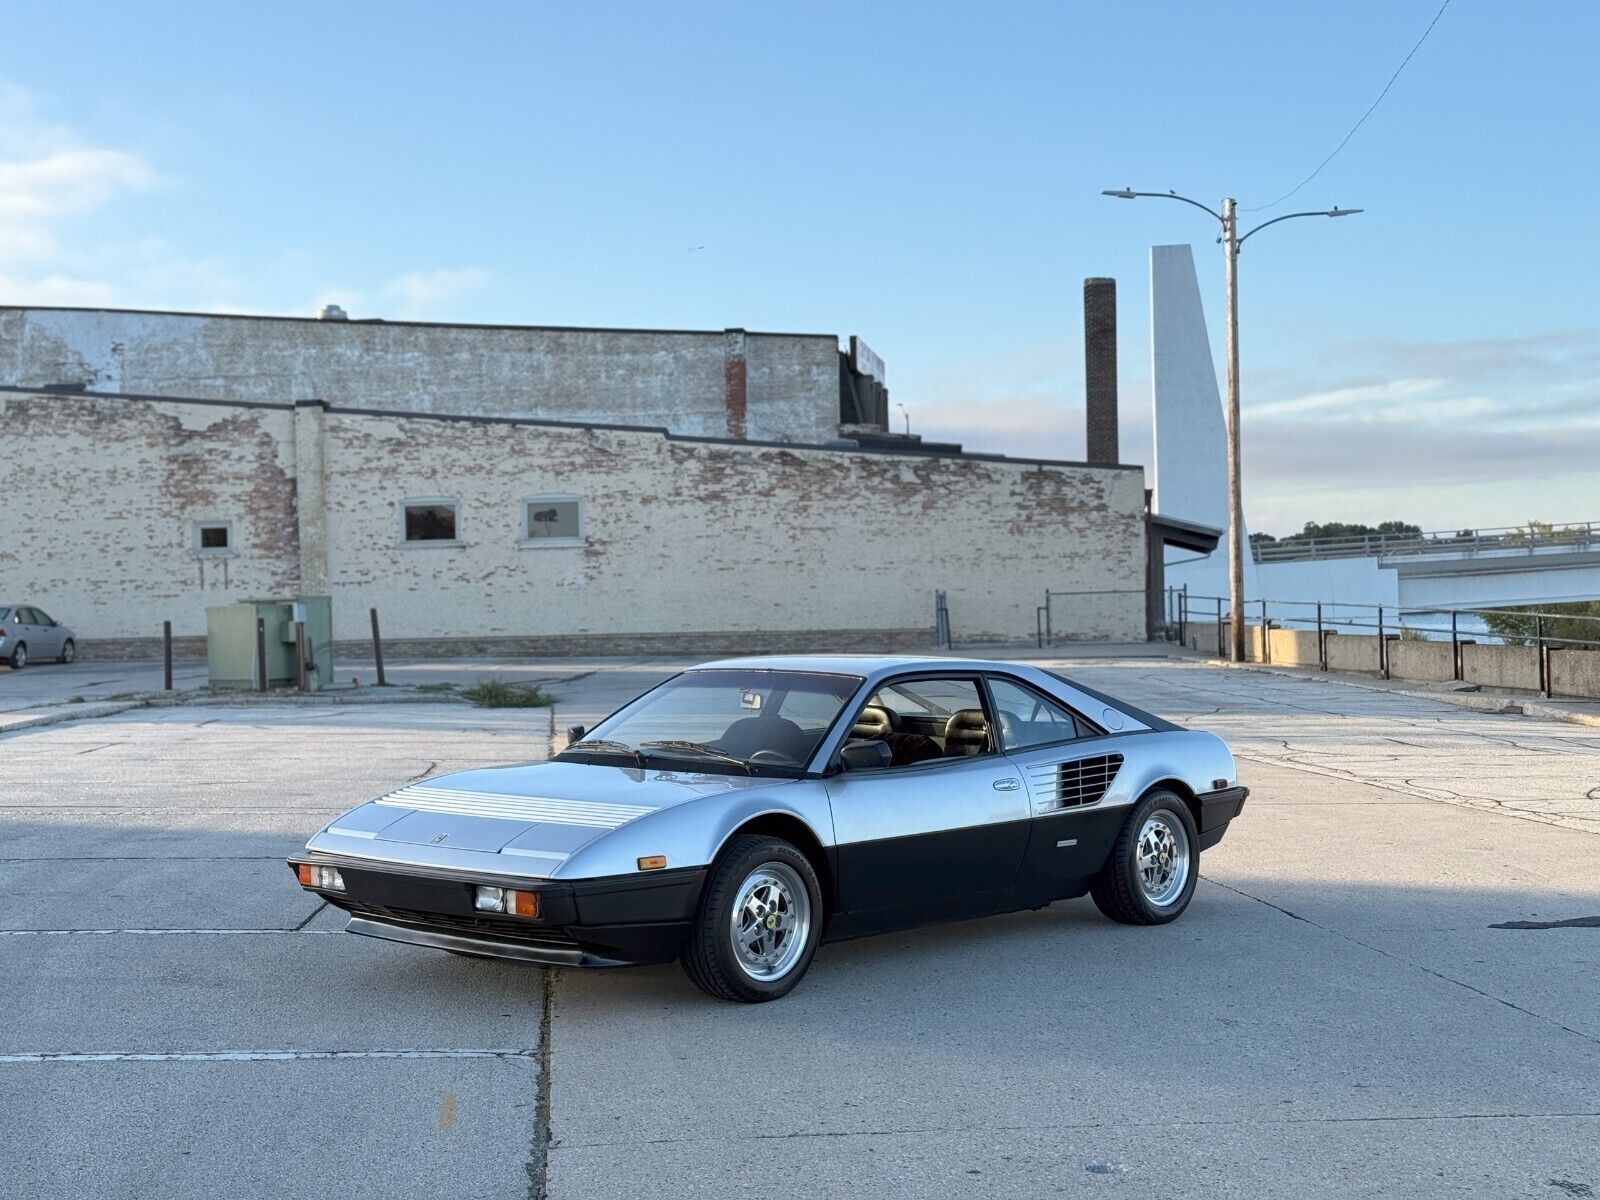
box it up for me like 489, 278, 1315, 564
291, 657, 1246, 1002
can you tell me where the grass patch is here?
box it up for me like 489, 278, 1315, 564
414, 681, 459, 693
459, 680, 553, 708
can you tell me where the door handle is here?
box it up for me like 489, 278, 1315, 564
993, 778, 1021, 792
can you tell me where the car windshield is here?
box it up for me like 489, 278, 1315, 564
0, 608, 9, 620
561, 669, 862, 776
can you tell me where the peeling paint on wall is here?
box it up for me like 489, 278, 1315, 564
1, 391, 1147, 646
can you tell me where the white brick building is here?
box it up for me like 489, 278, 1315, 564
0, 306, 1148, 656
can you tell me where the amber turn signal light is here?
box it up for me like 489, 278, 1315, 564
511, 890, 539, 918
637, 855, 667, 871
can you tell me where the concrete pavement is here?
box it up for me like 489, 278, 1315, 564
1, 655, 1597, 1198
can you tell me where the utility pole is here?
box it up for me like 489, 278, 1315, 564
1102, 188, 1361, 662
1222, 198, 1245, 663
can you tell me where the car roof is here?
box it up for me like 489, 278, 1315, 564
693, 654, 1039, 676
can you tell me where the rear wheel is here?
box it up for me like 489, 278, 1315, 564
681, 835, 822, 1003
7, 642, 25, 670
1091, 789, 1198, 925
59, 639, 75, 665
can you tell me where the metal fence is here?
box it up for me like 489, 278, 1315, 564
1035, 589, 1148, 648
1168, 589, 1600, 696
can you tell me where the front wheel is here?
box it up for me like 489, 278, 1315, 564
59, 639, 75, 665
681, 835, 822, 1003
1091, 789, 1199, 925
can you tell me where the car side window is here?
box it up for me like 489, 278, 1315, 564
845, 677, 993, 767
987, 677, 1091, 752
18, 608, 38, 625
32, 609, 54, 626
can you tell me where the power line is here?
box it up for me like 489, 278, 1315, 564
1243, 0, 1454, 212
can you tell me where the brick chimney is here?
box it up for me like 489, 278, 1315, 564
1083, 277, 1119, 464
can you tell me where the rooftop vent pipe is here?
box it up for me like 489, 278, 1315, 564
318, 304, 349, 321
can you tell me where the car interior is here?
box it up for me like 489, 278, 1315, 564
843, 679, 996, 767
842, 676, 1099, 767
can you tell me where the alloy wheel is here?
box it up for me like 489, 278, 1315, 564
729, 861, 810, 982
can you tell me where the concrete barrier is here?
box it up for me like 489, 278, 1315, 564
1386, 639, 1456, 683
1325, 633, 1382, 674
1183, 618, 1600, 701
1550, 649, 1600, 699
1462, 644, 1542, 692
1267, 628, 1321, 667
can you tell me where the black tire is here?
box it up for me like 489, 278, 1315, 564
8, 642, 25, 670
681, 835, 823, 1003
59, 639, 75, 665
1090, 788, 1199, 925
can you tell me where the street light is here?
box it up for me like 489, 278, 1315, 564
1102, 188, 1362, 663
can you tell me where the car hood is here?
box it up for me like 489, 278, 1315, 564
318, 759, 783, 870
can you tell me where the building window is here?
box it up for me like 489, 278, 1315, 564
400, 499, 461, 546
193, 520, 234, 557
520, 495, 585, 548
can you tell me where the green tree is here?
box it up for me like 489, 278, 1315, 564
1482, 601, 1600, 649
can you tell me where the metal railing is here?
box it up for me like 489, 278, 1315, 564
1168, 589, 1600, 699
1251, 520, 1598, 564
1036, 589, 1149, 648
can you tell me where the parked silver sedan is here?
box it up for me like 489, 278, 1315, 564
291, 656, 1247, 1002
0, 605, 76, 669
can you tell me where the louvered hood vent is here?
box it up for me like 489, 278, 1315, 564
1028, 753, 1124, 812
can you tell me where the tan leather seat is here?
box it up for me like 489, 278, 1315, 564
850, 704, 898, 740
943, 708, 990, 756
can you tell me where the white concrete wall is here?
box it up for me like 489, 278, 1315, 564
0, 391, 1148, 648
1149, 244, 1257, 598
0, 308, 842, 445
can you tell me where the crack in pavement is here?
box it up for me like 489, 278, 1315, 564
1203, 876, 1600, 1048
525, 967, 557, 1200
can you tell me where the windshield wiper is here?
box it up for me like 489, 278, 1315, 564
558, 739, 645, 767
638, 741, 752, 775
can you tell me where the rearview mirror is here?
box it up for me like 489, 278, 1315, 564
838, 740, 892, 771
566, 724, 586, 742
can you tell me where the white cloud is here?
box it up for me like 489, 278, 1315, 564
0, 82, 167, 304
891, 325, 1598, 536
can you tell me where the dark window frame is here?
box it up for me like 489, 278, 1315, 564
399, 497, 463, 547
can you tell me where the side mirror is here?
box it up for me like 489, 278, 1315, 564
838, 740, 892, 771
566, 724, 586, 742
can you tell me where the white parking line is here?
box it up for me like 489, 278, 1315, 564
0, 1048, 539, 1064
0, 928, 342, 936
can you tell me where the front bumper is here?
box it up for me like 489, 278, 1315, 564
1195, 785, 1248, 850
288, 854, 707, 968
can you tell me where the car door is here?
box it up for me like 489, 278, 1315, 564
824, 675, 1031, 926
17, 609, 49, 657
985, 674, 1131, 903
29, 608, 63, 658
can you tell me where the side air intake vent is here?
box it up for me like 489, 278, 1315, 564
1027, 753, 1123, 812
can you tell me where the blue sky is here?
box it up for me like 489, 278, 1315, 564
3, 1, 1594, 534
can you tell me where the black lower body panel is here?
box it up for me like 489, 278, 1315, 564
288, 856, 707, 968
1195, 786, 1248, 850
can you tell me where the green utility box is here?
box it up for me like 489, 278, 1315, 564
206, 596, 334, 690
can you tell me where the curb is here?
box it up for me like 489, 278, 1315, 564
0, 701, 144, 735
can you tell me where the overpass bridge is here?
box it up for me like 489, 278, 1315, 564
1253, 521, 1600, 609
